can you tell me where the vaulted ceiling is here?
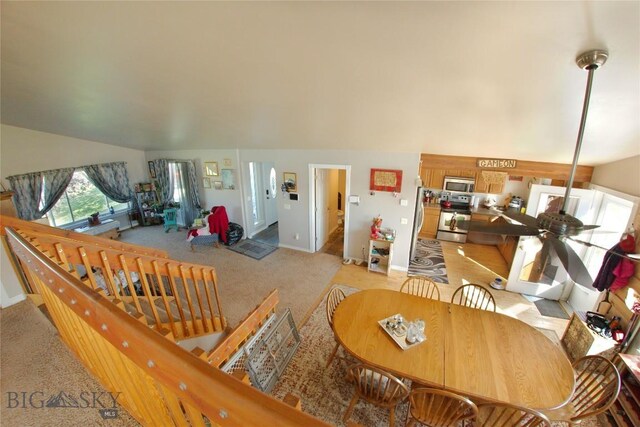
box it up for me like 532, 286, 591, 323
1, 2, 638, 165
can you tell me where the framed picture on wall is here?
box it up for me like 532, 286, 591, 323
204, 161, 219, 176
283, 172, 297, 192
221, 169, 236, 189
213, 181, 223, 190
202, 177, 211, 189
148, 161, 157, 179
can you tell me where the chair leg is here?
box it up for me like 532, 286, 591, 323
389, 406, 395, 427
326, 341, 341, 368
343, 394, 359, 422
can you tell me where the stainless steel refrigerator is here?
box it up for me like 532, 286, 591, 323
409, 187, 425, 261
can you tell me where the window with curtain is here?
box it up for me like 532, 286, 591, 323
47, 170, 129, 226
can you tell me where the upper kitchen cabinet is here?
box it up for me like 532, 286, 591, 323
474, 175, 505, 194
420, 154, 594, 194
420, 168, 446, 189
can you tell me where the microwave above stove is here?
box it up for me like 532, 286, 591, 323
443, 176, 475, 194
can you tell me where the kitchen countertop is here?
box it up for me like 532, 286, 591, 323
470, 206, 505, 216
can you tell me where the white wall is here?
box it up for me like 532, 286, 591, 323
0, 124, 148, 306
1, 124, 148, 189
240, 149, 420, 270
144, 149, 245, 227
591, 155, 640, 197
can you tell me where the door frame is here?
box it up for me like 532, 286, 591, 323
506, 184, 596, 299
241, 160, 267, 238
308, 164, 351, 256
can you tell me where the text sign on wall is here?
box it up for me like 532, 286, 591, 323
370, 169, 403, 192
476, 158, 517, 169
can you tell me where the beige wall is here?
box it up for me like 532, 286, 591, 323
591, 155, 640, 197
0, 125, 148, 307
0, 124, 148, 189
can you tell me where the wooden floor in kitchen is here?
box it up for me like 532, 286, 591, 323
330, 240, 570, 338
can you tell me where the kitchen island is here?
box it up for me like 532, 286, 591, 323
467, 207, 524, 268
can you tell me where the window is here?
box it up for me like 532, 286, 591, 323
47, 171, 129, 227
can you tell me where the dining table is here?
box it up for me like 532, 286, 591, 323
332, 289, 575, 410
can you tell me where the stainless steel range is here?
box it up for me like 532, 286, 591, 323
436, 192, 472, 243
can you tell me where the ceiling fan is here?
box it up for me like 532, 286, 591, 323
458, 49, 639, 287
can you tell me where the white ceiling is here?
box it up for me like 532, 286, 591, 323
1, 2, 639, 165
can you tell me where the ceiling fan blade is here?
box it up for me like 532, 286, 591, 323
579, 225, 601, 232
547, 236, 594, 287
567, 236, 640, 263
457, 220, 540, 236
501, 211, 540, 228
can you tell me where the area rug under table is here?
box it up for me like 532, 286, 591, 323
227, 238, 277, 260
408, 238, 449, 284
270, 285, 603, 427
271, 285, 410, 426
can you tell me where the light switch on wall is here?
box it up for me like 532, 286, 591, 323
400, 218, 408, 225
400, 199, 408, 206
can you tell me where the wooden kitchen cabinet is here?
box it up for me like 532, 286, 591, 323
474, 174, 505, 194
420, 206, 441, 238
420, 168, 446, 189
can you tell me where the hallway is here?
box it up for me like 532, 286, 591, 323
320, 225, 344, 258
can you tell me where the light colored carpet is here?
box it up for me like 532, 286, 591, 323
119, 226, 342, 326
1, 301, 139, 427
1, 226, 341, 426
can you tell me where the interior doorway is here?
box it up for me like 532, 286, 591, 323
242, 161, 279, 245
309, 164, 350, 258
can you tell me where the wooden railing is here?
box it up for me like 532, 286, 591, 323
208, 289, 279, 368
1, 217, 225, 339
5, 227, 327, 426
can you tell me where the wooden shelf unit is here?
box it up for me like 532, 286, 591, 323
368, 239, 393, 276
609, 354, 640, 427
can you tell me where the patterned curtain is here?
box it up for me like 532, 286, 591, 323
83, 162, 133, 203
187, 160, 201, 209
40, 168, 74, 215
152, 159, 174, 204
7, 172, 43, 220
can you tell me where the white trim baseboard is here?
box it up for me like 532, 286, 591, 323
1, 293, 26, 309
278, 243, 313, 253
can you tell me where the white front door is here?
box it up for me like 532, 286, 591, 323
262, 162, 278, 226
506, 184, 596, 299
314, 169, 329, 251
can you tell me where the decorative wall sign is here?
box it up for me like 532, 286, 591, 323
370, 169, 403, 193
223, 158, 233, 167
213, 181, 223, 190
202, 177, 211, 189
481, 171, 508, 185
477, 158, 517, 168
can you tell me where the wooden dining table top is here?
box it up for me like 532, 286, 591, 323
332, 289, 575, 410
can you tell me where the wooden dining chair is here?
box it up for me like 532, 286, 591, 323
325, 286, 346, 367
451, 284, 496, 312
406, 387, 477, 427
478, 402, 551, 427
343, 364, 409, 427
400, 276, 440, 300
541, 355, 620, 426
